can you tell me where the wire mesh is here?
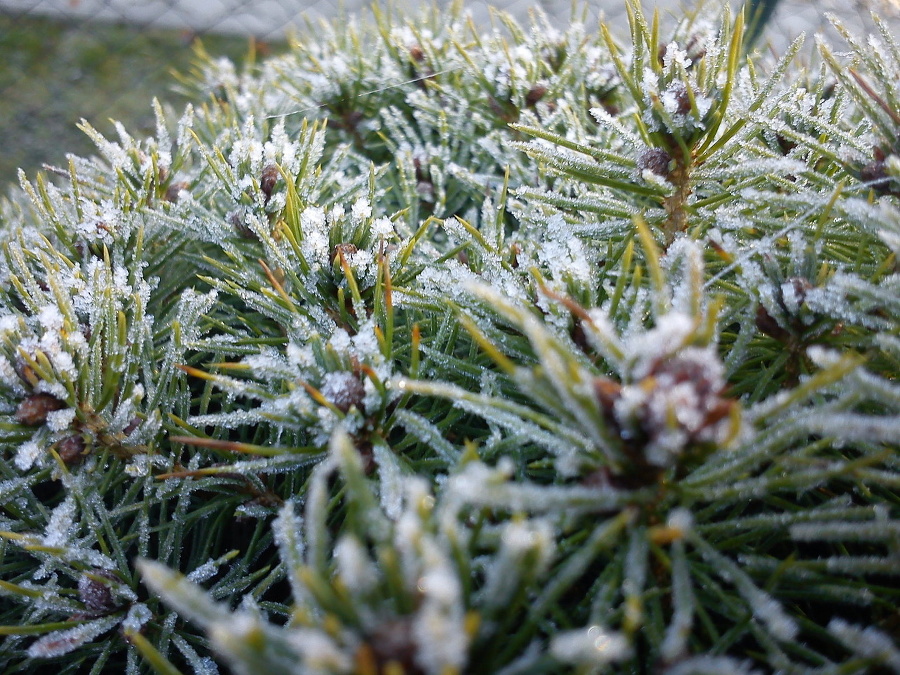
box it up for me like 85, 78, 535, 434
1, 0, 898, 187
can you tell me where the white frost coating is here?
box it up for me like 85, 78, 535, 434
37, 305, 65, 332
173, 635, 220, 675
550, 625, 630, 665
27, 614, 121, 658
187, 556, 228, 583
46, 407, 77, 433
625, 313, 695, 379
752, 596, 798, 642
373, 443, 404, 521
284, 627, 353, 672
828, 619, 900, 671
371, 216, 394, 237
501, 518, 555, 570
43, 497, 77, 547
664, 655, 762, 675
412, 549, 469, 675
351, 197, 373, 222
0, 314, 20, 332
328, 203, 346, 225
287, 342, 316, 369
122, 603, 153, 633
534, 215, 593, 287
15, 438, 44, 471
805, 345, 844, 369
666, 508, 694, 537
334, 535, 379, 594
613, 343, 734, 465
347, 248, 376, 287
790, 519, 900, 542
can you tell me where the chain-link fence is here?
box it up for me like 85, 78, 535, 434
1, 0, 898, 187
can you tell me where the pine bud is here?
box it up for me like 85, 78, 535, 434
15, 394, 66, 426
164, 181, 190, 203
57, 434, 87, 465
123, 417, 141, 437
408, 44, 425, 62
260, 165, 279, 202
637, 147, 672, 179
525, 84, 548, 107
78, 570, 118, 613
755, 304, 791, 342
321, 372, 366, 414
365, 618, 423, 675
227, 209, 254, 238
667, 81, 692, 115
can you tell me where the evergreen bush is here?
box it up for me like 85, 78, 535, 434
1, 2, 898, 673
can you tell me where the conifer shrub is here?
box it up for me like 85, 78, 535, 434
0, 2, 898, 673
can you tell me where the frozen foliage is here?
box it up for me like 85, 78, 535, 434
0, 1, 899, 673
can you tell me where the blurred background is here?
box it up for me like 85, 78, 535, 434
1, 0, 898, 191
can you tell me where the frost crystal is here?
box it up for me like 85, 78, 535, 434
27, 615, 121, 658
45, 407, 76, 433
43, 497, 77, 547
612, 343, 737, 466
14, 439, 44, 471
122, 603, 153, 633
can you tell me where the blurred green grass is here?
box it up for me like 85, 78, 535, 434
0, 14, 270, 189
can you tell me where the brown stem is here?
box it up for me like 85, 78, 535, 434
662, 159, 692, 247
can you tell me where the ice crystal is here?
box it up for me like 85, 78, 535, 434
27, 615, 122, 658
14, 438, 44, 471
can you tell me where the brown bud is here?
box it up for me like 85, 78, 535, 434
412, 157, 430, 183
123, 417, 141, 437
658, 36, 706, 66
637, 147, 672, 178
357, 439, 376, 476
57, 435, 87, 465
260, 165, 279, 202
859, 159, 897, 195
669, 82, 692, 115
755, 304, 791, 342
487, 95, 519, 123
408, 44, 425, 62
321, 372, 366, 414
227, 209, 254, 238
525, 84, 548, 107
785, 277, 813, 306
78, 570, 118, 613
366, 617, 423, 675
15, 394, 66, 426
860, 160, 887, 183
164, 181, 190, 203
776, 133, 796, 155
